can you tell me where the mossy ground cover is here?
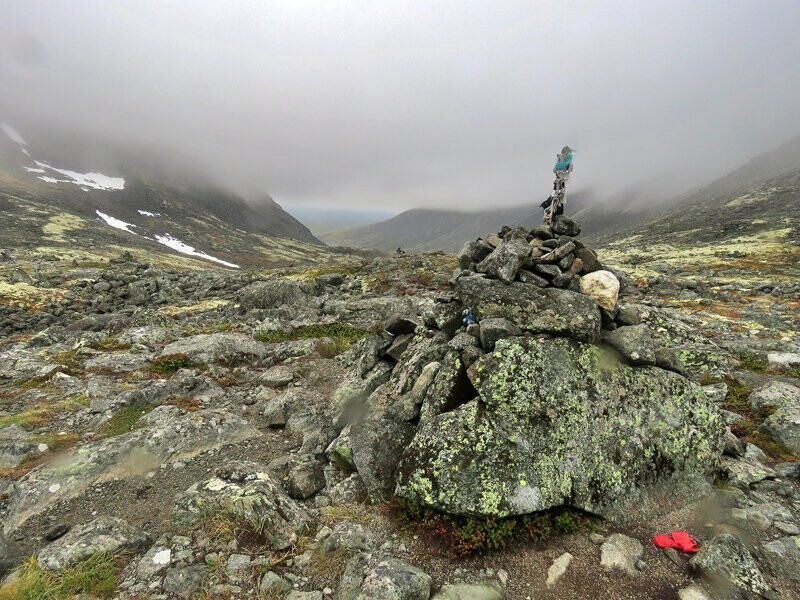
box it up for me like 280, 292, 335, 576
147, 353, 202, 375
392, 500, 596, 557
0, 554, 120, 599
0, 394, 89, 429
96, 402, 155, 438
254, 323, 370, 354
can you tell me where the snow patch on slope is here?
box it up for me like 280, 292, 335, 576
137, 210, 161, 217
95, 210, 137, 234
95, 210, 239, 268
154, 234, 240, 268
1, 123, 26, 145
36, 161, 125, 191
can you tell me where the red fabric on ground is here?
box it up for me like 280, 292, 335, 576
652, 531, 698, 553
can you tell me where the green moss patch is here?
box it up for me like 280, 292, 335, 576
96, 402, 155, 439
254, 323, 369, 351
0, 553, 120, 599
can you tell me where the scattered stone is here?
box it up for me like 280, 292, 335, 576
432, 583, 503, 599
260, 571, 292, 595
546, 552, 573, 589
760, 536, 800, 582
600, 534, 644, 575
173, 462, 310, 550
259, 365, 295, 388
162, 565, 207, 599
748, 381, 800, 411
766, 351, 800, 372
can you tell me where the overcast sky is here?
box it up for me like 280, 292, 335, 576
2, 0, 800, 212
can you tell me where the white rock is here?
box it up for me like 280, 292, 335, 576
579, 270, 620, 311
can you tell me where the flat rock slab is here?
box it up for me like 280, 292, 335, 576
432, 583, 503, 599
4, 406, 259, 535
454, 274, 601, 342
37, 516, 150, 571
161, 332, 270, 364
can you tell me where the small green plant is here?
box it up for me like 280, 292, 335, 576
738, 354, 769, 373
553, 512, 580, 534
721, 377, 753, 415
147, 353, 199, 374
0, 553, 120, 599
97, 402, 155, 438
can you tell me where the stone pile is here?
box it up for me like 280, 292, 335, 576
326, 222, 725, 525
457, 216, 601, 290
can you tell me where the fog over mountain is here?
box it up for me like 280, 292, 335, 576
2, 1, 800, 213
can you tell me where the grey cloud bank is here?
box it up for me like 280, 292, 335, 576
2, 0, 800, 211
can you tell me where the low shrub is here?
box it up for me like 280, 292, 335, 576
147, 353, 199, 374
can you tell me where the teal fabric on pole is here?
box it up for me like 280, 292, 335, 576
554, 152, 573, 172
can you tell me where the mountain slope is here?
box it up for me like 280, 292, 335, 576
0, 124, 332, 269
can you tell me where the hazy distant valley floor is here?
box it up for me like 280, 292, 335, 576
0, 219, 799, 599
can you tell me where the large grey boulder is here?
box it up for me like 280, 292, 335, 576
760, 402, 800, 454
760, 536, 800, 582
173, 462, 310, 550
749, 381, 800, 411
603, 324, 658, 365
457, 241, 493, 270
478, 317, 521, 352
239, 278, 311, 310
476, 238, 531, 283
37, 516, 150, 571
335, 553, 431, 600
600, 533, 643, 575
4, 407, 259, 535
161, 332, 270, 364
396, 337, 723, 521
454, 274, 601, 342
689, 534, 770, 597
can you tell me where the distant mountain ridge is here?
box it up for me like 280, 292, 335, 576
322, 133, 800, 252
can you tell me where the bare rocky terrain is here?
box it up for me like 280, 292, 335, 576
0, 209, 798, 600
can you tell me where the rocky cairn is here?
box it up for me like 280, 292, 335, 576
332, 215, 724, 523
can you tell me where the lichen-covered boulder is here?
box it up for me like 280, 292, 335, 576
173, 462, 310, 550
335, 553, 431, 600
454, 274, 601, 342
689, 534, 770, 597
37, 516, 150, 571
395, 337, 723, 522
239, 278, 311, 310
579, 270, 619, 311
